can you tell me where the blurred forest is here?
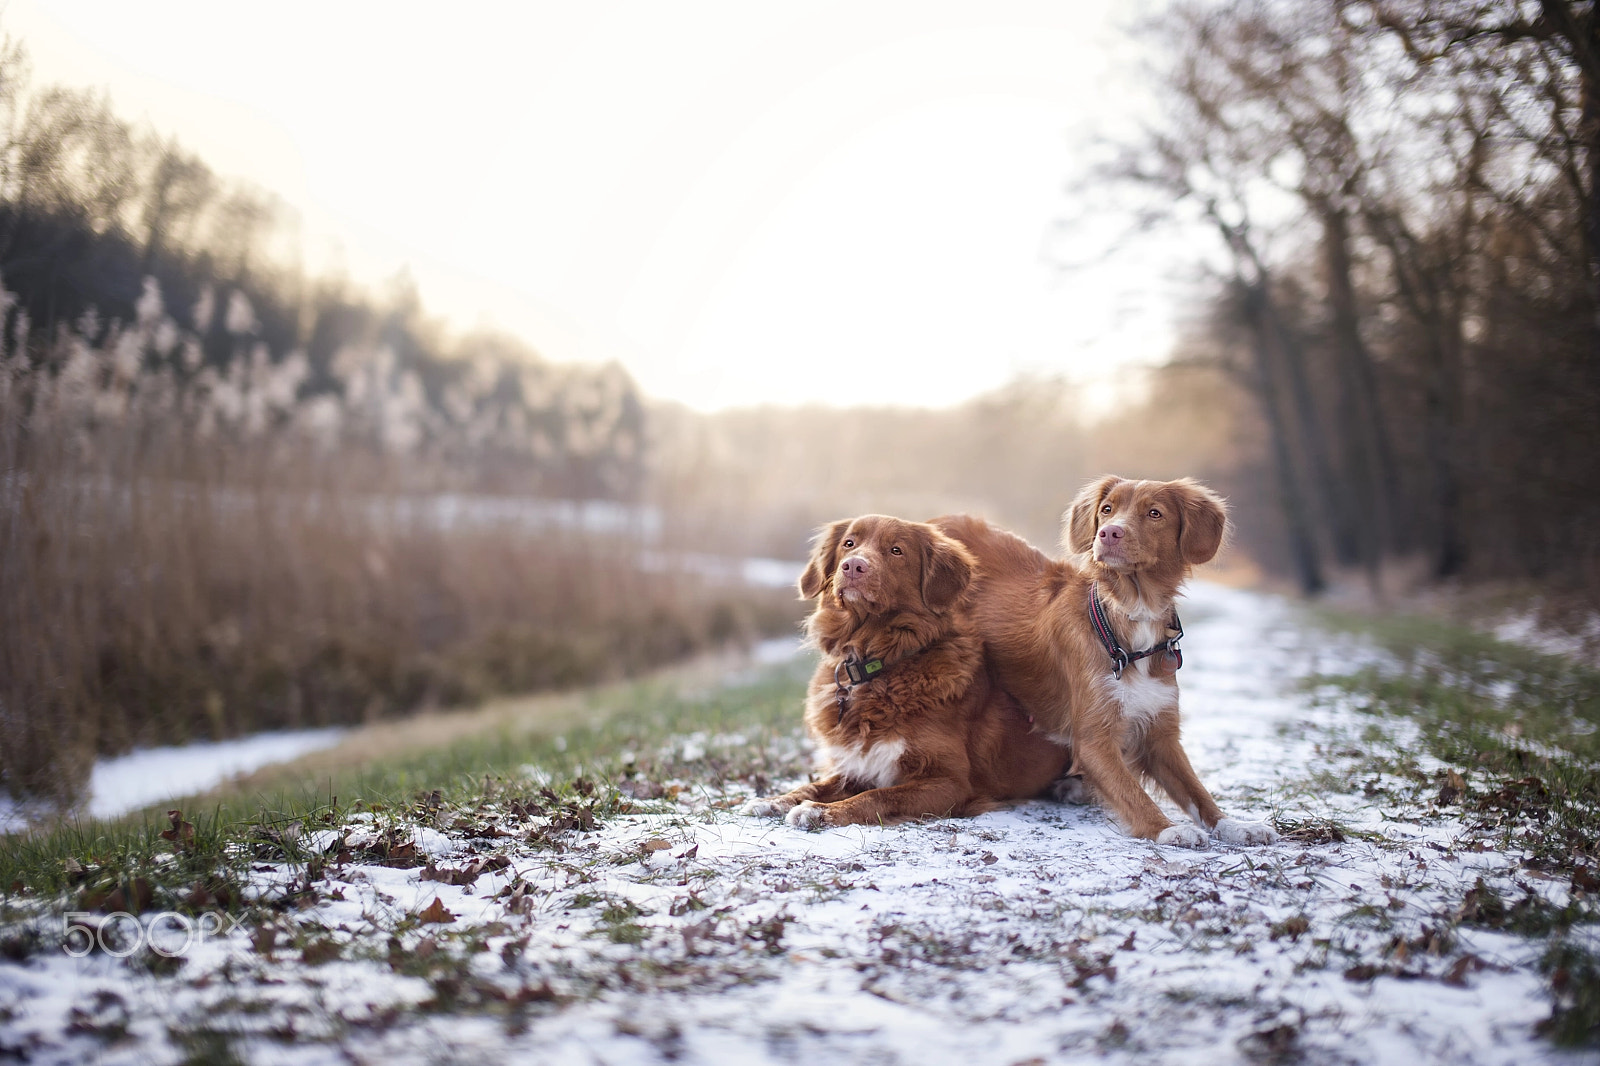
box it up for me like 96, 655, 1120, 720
649, 366, 1253, 560
3, 0, 1598, 805
1104, 0, 1600, 595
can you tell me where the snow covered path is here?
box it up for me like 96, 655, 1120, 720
0, 584, 1588, 1064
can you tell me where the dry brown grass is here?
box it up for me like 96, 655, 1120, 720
0, 408, 799, 807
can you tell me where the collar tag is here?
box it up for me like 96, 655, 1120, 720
844, 658, 884, 685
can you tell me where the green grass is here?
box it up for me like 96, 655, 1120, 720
1304, 606, 1600, 1047
0, 662, 812, 935
0, 651, 825, 1032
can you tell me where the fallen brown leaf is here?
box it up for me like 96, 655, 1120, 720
160, 810, 196, 848
418, 896, 455, 924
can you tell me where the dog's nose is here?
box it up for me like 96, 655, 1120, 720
839, 555, 870, 576
1099, 524, 1124, 542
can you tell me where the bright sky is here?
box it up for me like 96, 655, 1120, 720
4, 1, 1180, 411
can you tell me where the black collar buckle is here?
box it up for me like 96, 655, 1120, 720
1089, 586, 1184, 681
834, 653, 886, 720
840, 655, 884, 685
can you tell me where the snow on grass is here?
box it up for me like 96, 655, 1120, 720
85, 728, 348, 821
1493, 609, 1600, 666
0, 583, 1591, 1064
0, 728, 348, 832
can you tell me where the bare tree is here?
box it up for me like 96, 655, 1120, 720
136, 134, 215, 271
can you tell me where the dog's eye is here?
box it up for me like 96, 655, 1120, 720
890, 546, 902, 555
842, 539, 854, 549
1100, 504, 1113, 515
1148, 509, 1162, 519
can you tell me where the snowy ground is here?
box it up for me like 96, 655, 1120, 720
1, 584, 1593, 1064
0, 729, 349, 833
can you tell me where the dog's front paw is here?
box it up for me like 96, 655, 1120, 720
1155, 823, 1209, 849
742, 795, 799, 818
785, 801, 831, 830
1213, 818, 1278, 846
1051, 775, 1095, 805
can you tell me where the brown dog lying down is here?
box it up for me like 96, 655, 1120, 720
935, 476, 1277, 848
744, 515, 1071, 828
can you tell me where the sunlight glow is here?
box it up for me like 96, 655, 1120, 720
5, 0, 1173, 410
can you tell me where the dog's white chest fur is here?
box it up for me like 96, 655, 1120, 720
1100, 609, 1177, 728
1106, 670, 1178, 728
818, 738, 906, 789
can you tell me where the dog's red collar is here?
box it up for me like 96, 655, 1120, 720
1088, 587, 1183, 681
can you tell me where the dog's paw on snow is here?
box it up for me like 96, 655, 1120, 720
1156, 823, 1209, 849
785, 802, 831, 830
1051, 775, 1095, 805
1213, 818, 1278, 845
741, 797, 792, 818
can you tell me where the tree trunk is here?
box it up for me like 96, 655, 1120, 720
1321, 204, 1405, 586
1256, 267, 1359, 569
1539, 0, 1600, 364
1208, 205, 1353, 574
1364, 200, 1471, 579
1239, 280, 1325, 595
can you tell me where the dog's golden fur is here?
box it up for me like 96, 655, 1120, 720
746, 514, 1071, 829
936, 476, 1276, 847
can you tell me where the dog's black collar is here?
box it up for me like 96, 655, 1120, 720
833, 652, 885, 719
836, 654, 884, 686
1088, 586, 1183, 681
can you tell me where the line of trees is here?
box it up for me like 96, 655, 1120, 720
1111, 0, 1599, 594
0, 38, 645, 499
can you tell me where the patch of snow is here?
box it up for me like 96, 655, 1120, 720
410, 827, 458, 858
0, 796, 53, 836
638, 552, 804, 589
85, 727, 346, 820
751, 635, 805, 665
1493, 609, 1600, 664
739, 557, 804, 589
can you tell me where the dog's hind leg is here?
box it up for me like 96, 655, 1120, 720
1051, 774, 1095, 805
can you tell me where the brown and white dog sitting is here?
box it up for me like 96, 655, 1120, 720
935, 476, 1277, 848
744, 515, 1071, 829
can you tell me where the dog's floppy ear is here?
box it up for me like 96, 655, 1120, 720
1063, 474, 1124, 555
798, 519, 852, 600
1173, 478, 1228, 566
921, 530, 975, 612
